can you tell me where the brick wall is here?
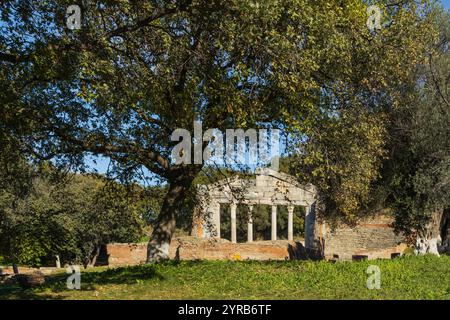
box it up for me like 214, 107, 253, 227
106, 238, 311, 266
322, 215, 407, 260
172, 238, 300, 261
106, 243, 149, 266
105, 216, 409, 265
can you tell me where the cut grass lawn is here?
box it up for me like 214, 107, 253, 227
0, 255, 449, 300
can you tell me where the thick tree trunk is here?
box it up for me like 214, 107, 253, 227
146, 174, 195, 263
88, 246, 100, 268
438, 209, 449, 254
415, 210, 444, 256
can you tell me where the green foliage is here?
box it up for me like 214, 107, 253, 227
0, 0, 448, 246
1, 255, 449, 299
380, 9, 450, 235
283, 1, 446, 227
288, 110, 387, 225
0, 163, 147, 267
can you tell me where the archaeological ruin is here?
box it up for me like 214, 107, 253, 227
192, 168, 318, 246
104, 168, 407, 266
190, 168, 406, 260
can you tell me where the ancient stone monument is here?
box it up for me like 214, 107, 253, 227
191, 168, 406, 260
192, 168, 321, 250
105, 169, 408, 266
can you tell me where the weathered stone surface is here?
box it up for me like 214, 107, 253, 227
173, 238, 292, 261
106, 237, 309, 266
193, 168, 317, 249
106, 243, 148, 266
0, 266, 62, 276
106, 231, 407, 266
323, 215, 407, 260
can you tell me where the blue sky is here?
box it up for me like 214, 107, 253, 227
443, 0, 450, 9
86, 0, 450, 180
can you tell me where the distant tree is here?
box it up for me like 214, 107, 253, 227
0, 164, 146, 267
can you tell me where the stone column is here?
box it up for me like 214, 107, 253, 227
247, 205, 254, 243
230, 203, 237, 243
305, 205, 311, 248
271, 205, 277, 240
213, 202, 221, 239
55, 255, 61, 269
287, 206, 294, 242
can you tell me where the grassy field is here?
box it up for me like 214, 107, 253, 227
0, 255, 449, 300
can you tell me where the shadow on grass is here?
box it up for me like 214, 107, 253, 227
0, 283, 66, 300
0, 264, 164, 299
56, 264, 164, 292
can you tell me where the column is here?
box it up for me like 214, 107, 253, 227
230, 203, 237, 243
247, 205, 254, 243
287, 206, 294, 242
304, 205, 311, 248
214, 202, 221, 239
271, 205, 277, 240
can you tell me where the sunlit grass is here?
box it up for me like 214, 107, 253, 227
0, 255, 449, 300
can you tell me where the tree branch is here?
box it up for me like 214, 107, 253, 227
0, 52, 30, 63
48, 124, 171, 178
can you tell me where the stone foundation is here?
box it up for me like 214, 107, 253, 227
0, 266, 63, 276
106, 237, 315, 266
106, 232, 406, 266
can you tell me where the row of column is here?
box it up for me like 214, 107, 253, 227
226, 204, 309, 243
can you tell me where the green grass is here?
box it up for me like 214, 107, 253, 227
0, 255, 449, 300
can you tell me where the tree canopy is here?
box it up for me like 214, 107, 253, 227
1, 0, 448, 259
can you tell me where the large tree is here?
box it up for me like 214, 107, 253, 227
380, 9, 450, 254
1, 0, 443, 260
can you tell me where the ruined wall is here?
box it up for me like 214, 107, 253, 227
106, 238, 309, 266
322, 215, 407, 260
106, 243, 149, 266
0, 266, 62, 276
106, 215, 409, 265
